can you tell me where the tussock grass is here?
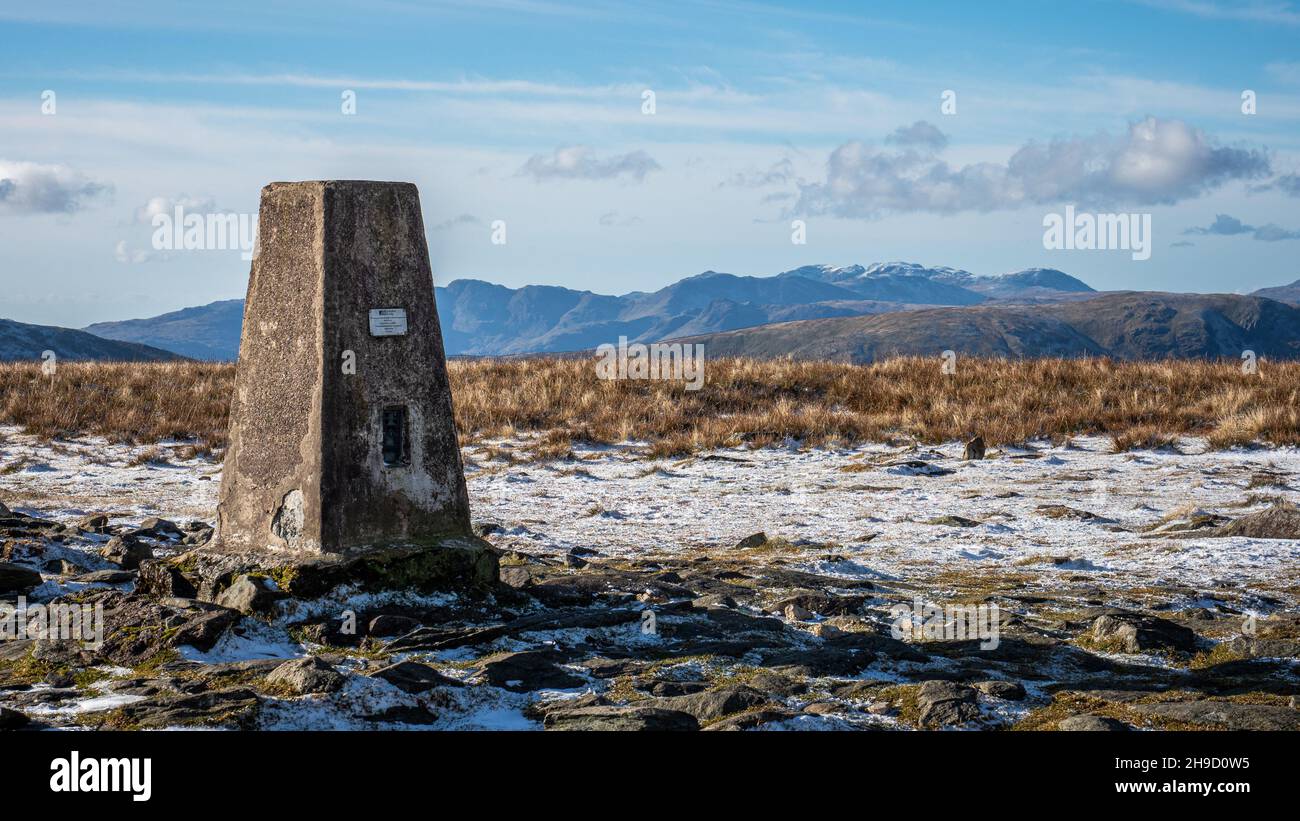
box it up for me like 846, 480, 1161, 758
0, 361, 232, 446
2, 356, 1298, 457
448, 356, 1300, 457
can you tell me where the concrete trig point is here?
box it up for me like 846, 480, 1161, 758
206, 180, 495, 593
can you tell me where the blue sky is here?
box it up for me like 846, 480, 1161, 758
2, 0, 1299, 326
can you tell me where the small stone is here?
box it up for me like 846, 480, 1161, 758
1059, 714, 1131, 731
736, 532, 768, 548
499, 565, 533, 588
42, 558, 81, 576
915, 680, 981, 728
747, 670, 807, 697
692, 593, 738, 610
266, 656, 344, 695
214, 575, 281, 615
369, 660, 462, 694
810, 623, 845, 639
113, 687, 259, 730
0, 706, 30, 730
76, 513, 111, 534
0, 562, 42, 594
367, 614, 420, 637
926, 515, 982, 527
640, 680, 708, 697
1037, 504, 1109, 522
101, 536, 153, 570
44, 670, 77, 688
974, 680, 1026, 700
1088, 612, 1197, 654
72, 569, 136, 585
963, 436, 986, 460
1130, 700, 1300, 731
803, 701, 842, 716
784, 603, 813, 621
136, 560, 198, 598
544, 705, 698, 731
139, 517, 182, 537
704, 708, 797, 732
181, 526, 214, 546
475, 650, 586, 692
651, 685, 770, 722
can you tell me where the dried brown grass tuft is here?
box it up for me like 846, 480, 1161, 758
0, 361, 232, 447
447, 356, 1300, 456
1, 356, 1297, 458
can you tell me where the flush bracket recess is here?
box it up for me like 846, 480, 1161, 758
381, 405, 410, 467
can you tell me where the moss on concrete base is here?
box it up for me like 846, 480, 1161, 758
155, 535, 499, 602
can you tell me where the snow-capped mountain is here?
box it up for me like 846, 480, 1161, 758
79, 261, 1101, 359
783, 261, 1094, 297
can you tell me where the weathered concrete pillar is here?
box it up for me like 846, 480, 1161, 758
200, 181, 495, 594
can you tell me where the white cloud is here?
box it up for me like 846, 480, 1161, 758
793, 117, 1272, 219
113, 239, 157, 264
0, 160, 111, 214
133, 194, 218, 224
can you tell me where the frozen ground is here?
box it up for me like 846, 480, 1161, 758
2, 426, 1299, 731
465, 435, 1300, 598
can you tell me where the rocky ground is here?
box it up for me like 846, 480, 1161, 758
1, 427, 1299, 731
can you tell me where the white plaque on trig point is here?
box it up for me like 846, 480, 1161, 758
369, 308, 408, 337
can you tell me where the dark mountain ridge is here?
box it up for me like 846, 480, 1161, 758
676, 292, 1300, 363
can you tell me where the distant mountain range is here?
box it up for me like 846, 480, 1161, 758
82, 299, 244, 362
0, 318, 180, 362
679, 292, 1300, 362
1251, 279, 1300, 306
75, 262, 1097, 360
4, 265, 1298, 363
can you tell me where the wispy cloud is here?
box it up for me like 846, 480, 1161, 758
1183, 213, 1300, 240
718, 158, 795, 188
1252, 172, 1300, 196
884, 120, 948, 153
598, 210, 641, 226
1131, 0, 1300, 25
1266, 61, 1300, 83
431, 213, 481, 230
517, 146, 661, 182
